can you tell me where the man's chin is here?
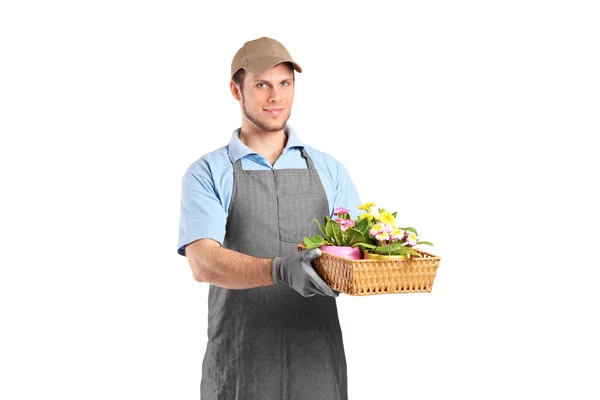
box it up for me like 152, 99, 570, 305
264, 124, 287, 132
243, 107, 290, 132
258, 118, 289, 133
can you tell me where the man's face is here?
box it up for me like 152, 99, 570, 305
238, 63, 295, 133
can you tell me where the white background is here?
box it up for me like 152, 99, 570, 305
1, 1, 599, 399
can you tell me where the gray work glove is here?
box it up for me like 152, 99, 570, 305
272, 248, 339, 297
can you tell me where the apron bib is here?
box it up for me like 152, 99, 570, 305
200, 149, 348, 400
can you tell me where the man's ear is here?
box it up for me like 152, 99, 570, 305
230, 81, 242, 101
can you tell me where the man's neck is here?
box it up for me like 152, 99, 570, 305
238, 128, 288, 166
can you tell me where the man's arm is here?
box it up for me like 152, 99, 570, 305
185, 239, 275, 289
185, 238, 337, 297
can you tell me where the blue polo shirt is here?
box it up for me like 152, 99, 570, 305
177, 125, 362, 256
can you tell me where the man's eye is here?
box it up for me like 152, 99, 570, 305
257, 83, 268, 88
281, 82, 289, 87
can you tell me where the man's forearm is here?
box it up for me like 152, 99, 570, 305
188, 243, 275, 289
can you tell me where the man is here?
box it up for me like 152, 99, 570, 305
177, 36, 361, 399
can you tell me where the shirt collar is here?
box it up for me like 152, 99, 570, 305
227, 125, 305, 163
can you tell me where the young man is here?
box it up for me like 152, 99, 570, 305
177, 36, 361, 399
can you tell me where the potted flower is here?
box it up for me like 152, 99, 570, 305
302, 207, 366, 260
352, 202, 434, 260
298, 203, 441, 295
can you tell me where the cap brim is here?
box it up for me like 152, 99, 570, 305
243, 56, 302, 76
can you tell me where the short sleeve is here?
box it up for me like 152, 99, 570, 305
177, 163, 227, 256
332, 162, 362, 219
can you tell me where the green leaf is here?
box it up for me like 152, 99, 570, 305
369, 242, 426, 257
314, 218, 326, 236
402, 227, 417, 234
303, 235, 325, 249
390, 242, 405, 250
356, 242, 377, 249
392, 211, 397, 218
372, 243, 401, 255
416, 241, 433, 246
331, 221, 343, 245
325, 220, 335, 242
355, 217, 370, 234
392, 246, 422, 257
345, 228, 366, 246
404, 247, 423, 257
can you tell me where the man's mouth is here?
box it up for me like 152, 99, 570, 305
264, 108, 284, 116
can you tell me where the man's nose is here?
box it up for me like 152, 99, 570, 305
268, 86, 281, 103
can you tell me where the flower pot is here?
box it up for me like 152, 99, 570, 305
320, 245, 362, 260
364, 251, 409, 261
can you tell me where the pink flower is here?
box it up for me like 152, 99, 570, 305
369, 223, 385, 238
375, 232, 390, 242
405, 232, 418, 246
334, 207, 350, 216
391, 228, 405, 241
335, 218, 355, 232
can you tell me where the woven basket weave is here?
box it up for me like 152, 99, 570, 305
297, 243, 440, 296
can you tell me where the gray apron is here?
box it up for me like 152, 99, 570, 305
200, 148, 347, 400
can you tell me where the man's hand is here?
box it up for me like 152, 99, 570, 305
272, 248, 339, 297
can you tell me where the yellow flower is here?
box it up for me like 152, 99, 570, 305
378, 210, 395, 225
357, 212, 375, 220
358, 202, 376, 211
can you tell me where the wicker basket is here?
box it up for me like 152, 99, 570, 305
297, 243, 441, 296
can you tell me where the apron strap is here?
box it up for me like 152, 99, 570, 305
233, 158, 244, 172
300, 148, 316, 170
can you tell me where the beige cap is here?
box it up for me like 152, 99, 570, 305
231, 37, 302, 79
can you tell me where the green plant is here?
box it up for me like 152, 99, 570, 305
303, 207, 367, 249
352, 202, 434, 257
